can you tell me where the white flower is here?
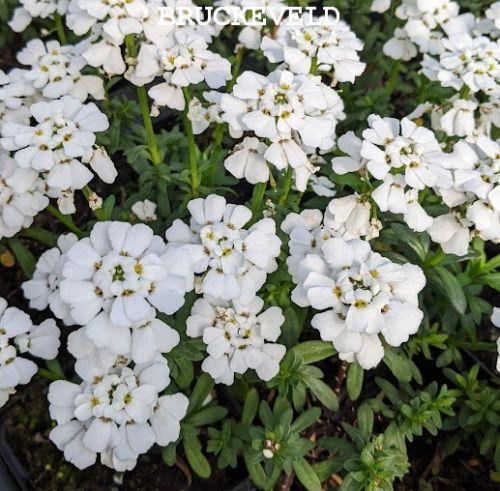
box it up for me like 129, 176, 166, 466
224, 137, 269, 184
0, 298, 61, 406
427, 212, 470, 256
331, 131, 366, 175
296, 238, 425, 369
1, 96, 109, 172
148, 73, 185, 111
326, 194, 372, 239
438, 98, 478, 137
187, 96, 222, 135
132, 199, 157, 222
82, 311, 180, 364
422, 34, 500, 94
371, 0, 391, 13
166, 194, 281, 303
310, 175, 336, 197
487, 2, 500, 30
48, 361, 188, 470
60, 221, 194, 327
187, 295, 286, 384
383, 28, 418, 61
67, 0, 148, 42
361, 115, 452, 189
22, 233, 78, 325
220, 69, 344, 148
0, 152, 49, 240
9, 0, 68, 32
261, 17, 365, 82
17, 39, 105, 102
0, 68, 35, 117
132, 30, 231, 90
372, 174, 408, 214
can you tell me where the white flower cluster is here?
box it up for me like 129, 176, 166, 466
187, 296, 285, 384
0, 95, 116, 216
22, 221, 191, 471
213, 0, 285, 50
48, 362, 188, 470
429, 137, 500, 256
382, 1, 500, 140
220, 69, 345, 191
331, 113, 500, 256
166, 195, 285, 383
166, 194, 281, 303
0, 297, 61, 408
261, 16, 366, 82
9, 0, 68, 32
383, 0, 461, 61
282, 222, 426, 369
130, 29, 231, 99
0, 152, 49, 239
16, 39, 105, 102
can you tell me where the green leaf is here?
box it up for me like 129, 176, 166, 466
293, 457, 322, 491
383, 349, 412, 382
477, 273, 500, 291
357, 403, 374, 437
305, 377, 339, 411
391, 223, 429, 262
183, 435, 211, 479
101, 195, 116, 220
7, 238, 36, 277
241, 388, 259, 424
293, 341, 335, 364
188, 373, 214, 415
19, 227, 57, 246
161, 443, 177, 466
281, 306, 303, 348
186, 406, 228, 426
433, 266, 467, 314
290, 408, 321, 434
346, 363, 364, 401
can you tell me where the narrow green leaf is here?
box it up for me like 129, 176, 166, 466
241, 387, 259, 424
7, 238, 36, 277
188, 373, 214, 415
383, 349, 412, 382
293, 341, 335, 364
305, 377, 339, 411
433, 266, 467, 314
290, 408, 321, 434
346, 363, 364, 401
293, 457, 321, 491
183, 435, 211, 479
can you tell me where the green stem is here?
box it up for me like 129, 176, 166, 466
386, 61, 401, 95
426, 249, 446, 268
125, 34, 162, 166
82, 185, 105, 221
250, 182, 267, 221
54, 12, 67, 45
206, 47, 244, 187
459, 85, 471, 99
46, 205, 84, 237
183, 87, 199, 198
451, 341, 497, 353
38, 368, 63, 381
228, 47, 244, 92
279, 167, 294, 205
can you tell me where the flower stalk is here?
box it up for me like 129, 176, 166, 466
182, 87, 200, 198
125, 35, 162, 167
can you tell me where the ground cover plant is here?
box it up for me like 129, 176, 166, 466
0, 0, 499, 489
